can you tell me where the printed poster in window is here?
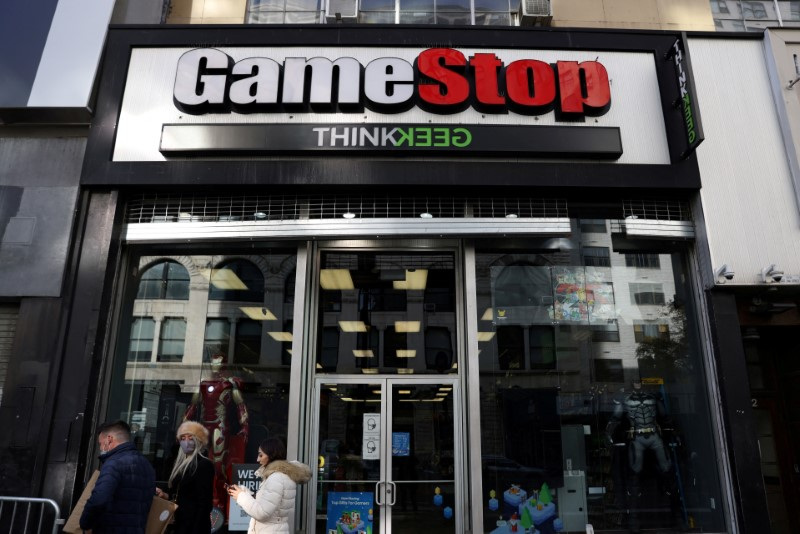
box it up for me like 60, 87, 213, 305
550, 267, 588, 323
585, 267, 616, 323
327, 492, 374, 534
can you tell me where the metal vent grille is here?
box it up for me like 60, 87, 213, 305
126, 194, 569, 223
621, 199, 691, 221
612, 199, 695, 239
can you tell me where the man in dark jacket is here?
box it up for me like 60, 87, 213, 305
80, 420, 156, 534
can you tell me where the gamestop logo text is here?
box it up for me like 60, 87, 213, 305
173, 48, 611, 117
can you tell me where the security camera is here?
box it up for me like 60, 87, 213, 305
760, 264, 784, 283
714, 264, 734, 282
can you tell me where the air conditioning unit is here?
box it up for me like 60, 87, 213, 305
325, 0, 358, 22
519, 0, 552, 26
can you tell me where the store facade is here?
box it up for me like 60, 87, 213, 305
59, 25, 735, 533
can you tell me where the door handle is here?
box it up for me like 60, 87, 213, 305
387, 481, 396, 506
375, 481, 385, 506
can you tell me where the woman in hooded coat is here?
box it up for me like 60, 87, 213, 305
155, 420, 214, 534
227, 437, 312, 534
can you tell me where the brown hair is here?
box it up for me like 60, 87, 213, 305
258, 438, 287, 461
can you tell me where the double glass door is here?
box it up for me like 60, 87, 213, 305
312, 377, 461, 534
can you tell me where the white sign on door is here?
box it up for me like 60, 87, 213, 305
363, 413, 380, 460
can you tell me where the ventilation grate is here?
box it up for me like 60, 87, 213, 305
126, 194, 569, 223
621, 199, 691, 221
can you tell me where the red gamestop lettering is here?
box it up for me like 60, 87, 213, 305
173, 47, 611, 117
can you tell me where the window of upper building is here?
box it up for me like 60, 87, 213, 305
208, 259, 265, 303
742, 1, 769, 18
629, 282, 666, 306
583, 247, 611, 267
137, 260, 190, 300
244, 0, 516, 24
625, 253, 661, 269
711, 0, 730, 14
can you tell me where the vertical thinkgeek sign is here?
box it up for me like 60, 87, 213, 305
668, 36, 704, 158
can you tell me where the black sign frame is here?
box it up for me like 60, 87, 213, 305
83, 25, 702, 190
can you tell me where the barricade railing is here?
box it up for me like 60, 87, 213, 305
0, 496, 64, 534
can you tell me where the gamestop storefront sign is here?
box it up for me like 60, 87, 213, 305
113, 46, 671, 163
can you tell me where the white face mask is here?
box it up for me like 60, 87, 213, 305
99, 436, 112, 455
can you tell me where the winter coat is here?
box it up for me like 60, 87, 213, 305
235, 460, 312, 534
170, 455, 214, 534
79, 441, 156, 534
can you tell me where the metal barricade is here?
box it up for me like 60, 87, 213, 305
0, 496, 64, 534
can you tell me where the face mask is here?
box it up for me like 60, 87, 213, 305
180, 439, 196, 454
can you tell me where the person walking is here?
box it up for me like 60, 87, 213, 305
79, 420, 156, 534
227, 438, 311, 534
155, 421, 214, 534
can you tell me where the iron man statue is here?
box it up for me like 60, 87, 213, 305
184, 355, 249, 515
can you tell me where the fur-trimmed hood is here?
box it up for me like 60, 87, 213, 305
176, 420, 209, 447
256, 460, 312, 484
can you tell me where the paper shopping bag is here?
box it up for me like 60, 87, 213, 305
63, 470, 100, 534
146, 496, 178, 534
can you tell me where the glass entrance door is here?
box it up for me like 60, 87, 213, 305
312, 378, 461, 534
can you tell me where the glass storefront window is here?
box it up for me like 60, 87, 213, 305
316, 250, 457, 375
105, 249, 297, 521
473, 223, 725, 533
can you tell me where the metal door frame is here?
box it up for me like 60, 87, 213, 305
309, 375, 462, 534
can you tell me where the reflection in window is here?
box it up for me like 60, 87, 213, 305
209, 260, 265, 303
475, 227, 725, 533
711, 0, 730, 13
625, 253, 661, 269
529, 326, 556, 369
579, 218, 606, 233
234, 319, 262, 364
316, 251, 456, 374
107, 250, 296, 499
204, 319, 230, 363
246, 0, 322, 23
630, 282, 666, 305
583, 247, 610, 267
129, 317, 155, 361
742, 1, 768, 18
633, 323, 670, 342
137, 261, 190, 300
593, 358, 624, 382
590, 320, 620, 342
158, 318, 186, 362
425, 327, 454, 372
496, 326, 524, 370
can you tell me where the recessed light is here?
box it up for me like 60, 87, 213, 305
420, 212, 433, 218
505, 213, 518, 218
343, 212, 356, 219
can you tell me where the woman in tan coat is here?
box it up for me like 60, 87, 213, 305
227, 438, 311, 534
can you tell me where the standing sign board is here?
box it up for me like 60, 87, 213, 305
228, 463, 262, 531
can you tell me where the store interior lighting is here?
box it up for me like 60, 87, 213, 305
239, 307, 277, 320
320, 269, 355, 290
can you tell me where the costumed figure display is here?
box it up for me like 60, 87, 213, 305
184, 353, 249, 519
605, 380, 679, 533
